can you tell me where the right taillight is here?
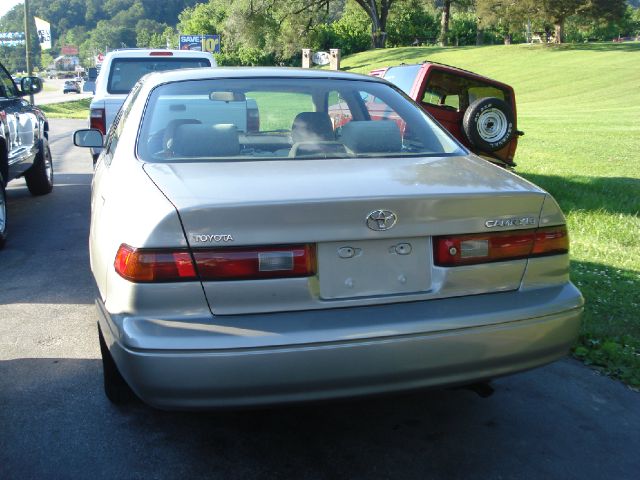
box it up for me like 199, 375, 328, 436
90, 108, 106, 134
434, 226, 568, 267
531, 226, 569, 256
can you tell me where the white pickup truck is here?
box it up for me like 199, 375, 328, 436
89, 49, 223, 163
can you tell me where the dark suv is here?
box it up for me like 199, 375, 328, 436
0, 61, 52, 248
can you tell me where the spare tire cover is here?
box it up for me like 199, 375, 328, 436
462, 97, 514, 152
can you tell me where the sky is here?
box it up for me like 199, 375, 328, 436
0, 0, 25, 20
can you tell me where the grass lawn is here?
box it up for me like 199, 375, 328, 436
39, 98, 91, 119
340, 42, 640, 388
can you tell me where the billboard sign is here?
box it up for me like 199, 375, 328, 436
0, 32, 25, 46
34, 16, 51, 50
61, 45, 79, 55
179, 34, 220, 54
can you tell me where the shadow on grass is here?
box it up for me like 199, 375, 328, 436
519, 173, 640, 216
538, 42, 640, 53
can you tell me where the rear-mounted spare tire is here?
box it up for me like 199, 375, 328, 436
462, 97, 514, 152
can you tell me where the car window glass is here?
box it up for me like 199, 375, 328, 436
468, 86, 505, 103
0, 66, 17, 98
327, 90, 353, 128
107, 58, 212, 94
137, 78, 464, 162
246, 92, 313, 131
383, 65, 421, 95
104, 82, 143, 160
422, 70, 507, 111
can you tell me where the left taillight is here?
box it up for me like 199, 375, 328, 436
433, 226, 568, 267
114, 244, 316, 282
114, 245, 197, 282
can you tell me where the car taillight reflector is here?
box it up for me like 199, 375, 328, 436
114, 244, 316, 283
90, 108, 106, 134
149, 51, 173, 56
532, 226, 569, 256
434, 226, 568, 267
114, 244, 197, 282
193, 244, 316, 280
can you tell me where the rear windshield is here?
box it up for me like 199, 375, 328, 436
107, 57, 211, 94
383, 65, 421, 95
137, 77, 465, 163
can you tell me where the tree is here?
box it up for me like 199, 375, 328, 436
476, 0, 538, 45
541, 0, 626, 42
437, 0, 473, 46
350, 0, 395, 48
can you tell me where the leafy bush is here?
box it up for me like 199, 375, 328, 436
308, 4, 370, 56
387, 1, 439, 47
446, 11, 478, 46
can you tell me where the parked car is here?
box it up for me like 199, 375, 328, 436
74, 67, 583, 410
63, 80, 81, 94
0, 61, 52, 249
88, 48, 218, 164
370, 62, 523, 167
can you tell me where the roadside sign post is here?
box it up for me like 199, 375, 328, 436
23, 0, 34, 104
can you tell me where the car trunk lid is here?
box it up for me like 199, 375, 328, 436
143, 155, 546, 314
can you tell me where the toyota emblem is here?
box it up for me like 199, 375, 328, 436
366, 210, 397, 231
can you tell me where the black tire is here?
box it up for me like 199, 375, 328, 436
0, 179, 7, 250
25, 138, 54, 196
462, 97, 514, 152
98, 324, 135, 405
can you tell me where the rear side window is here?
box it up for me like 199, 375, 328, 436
421, 69, 507, 112
107, 57, 211, 94
383, 65, 421, 95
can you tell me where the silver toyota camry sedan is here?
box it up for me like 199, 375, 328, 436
74, 67, 583, 409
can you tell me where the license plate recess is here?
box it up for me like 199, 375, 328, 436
318, 238, 431, 299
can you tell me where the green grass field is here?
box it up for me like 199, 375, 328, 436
39, 98, 91, 119
341, 42, 640, 387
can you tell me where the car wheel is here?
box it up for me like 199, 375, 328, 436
462, 97, 514, 152
0, 179, 7, 249
25, 138, 54, 196
98, 324, 135, 405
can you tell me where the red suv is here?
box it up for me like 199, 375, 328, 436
371, 62, 522, 167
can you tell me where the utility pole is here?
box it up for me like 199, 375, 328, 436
23, 0, 34, 104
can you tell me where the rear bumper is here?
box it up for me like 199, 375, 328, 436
98, 284, 583, 409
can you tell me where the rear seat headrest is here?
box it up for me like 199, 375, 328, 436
291, 112, 335, 143
172, 124, 240, 157
340, 120, 402, 154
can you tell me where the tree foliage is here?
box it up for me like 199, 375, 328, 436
0, 0, 636, 71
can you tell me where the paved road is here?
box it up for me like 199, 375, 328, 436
1, 120, 639, 480
36, 78, 92, 105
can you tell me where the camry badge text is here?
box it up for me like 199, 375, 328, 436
366, 210, 398, 231
485, 217, 537, 228
192, 234, 235, 243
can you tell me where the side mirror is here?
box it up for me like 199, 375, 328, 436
74, 129, 104, 148
20, 76, 43, 95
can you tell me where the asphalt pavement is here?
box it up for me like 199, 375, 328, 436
0, 119, 639, 480
35, 78, 93, 105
